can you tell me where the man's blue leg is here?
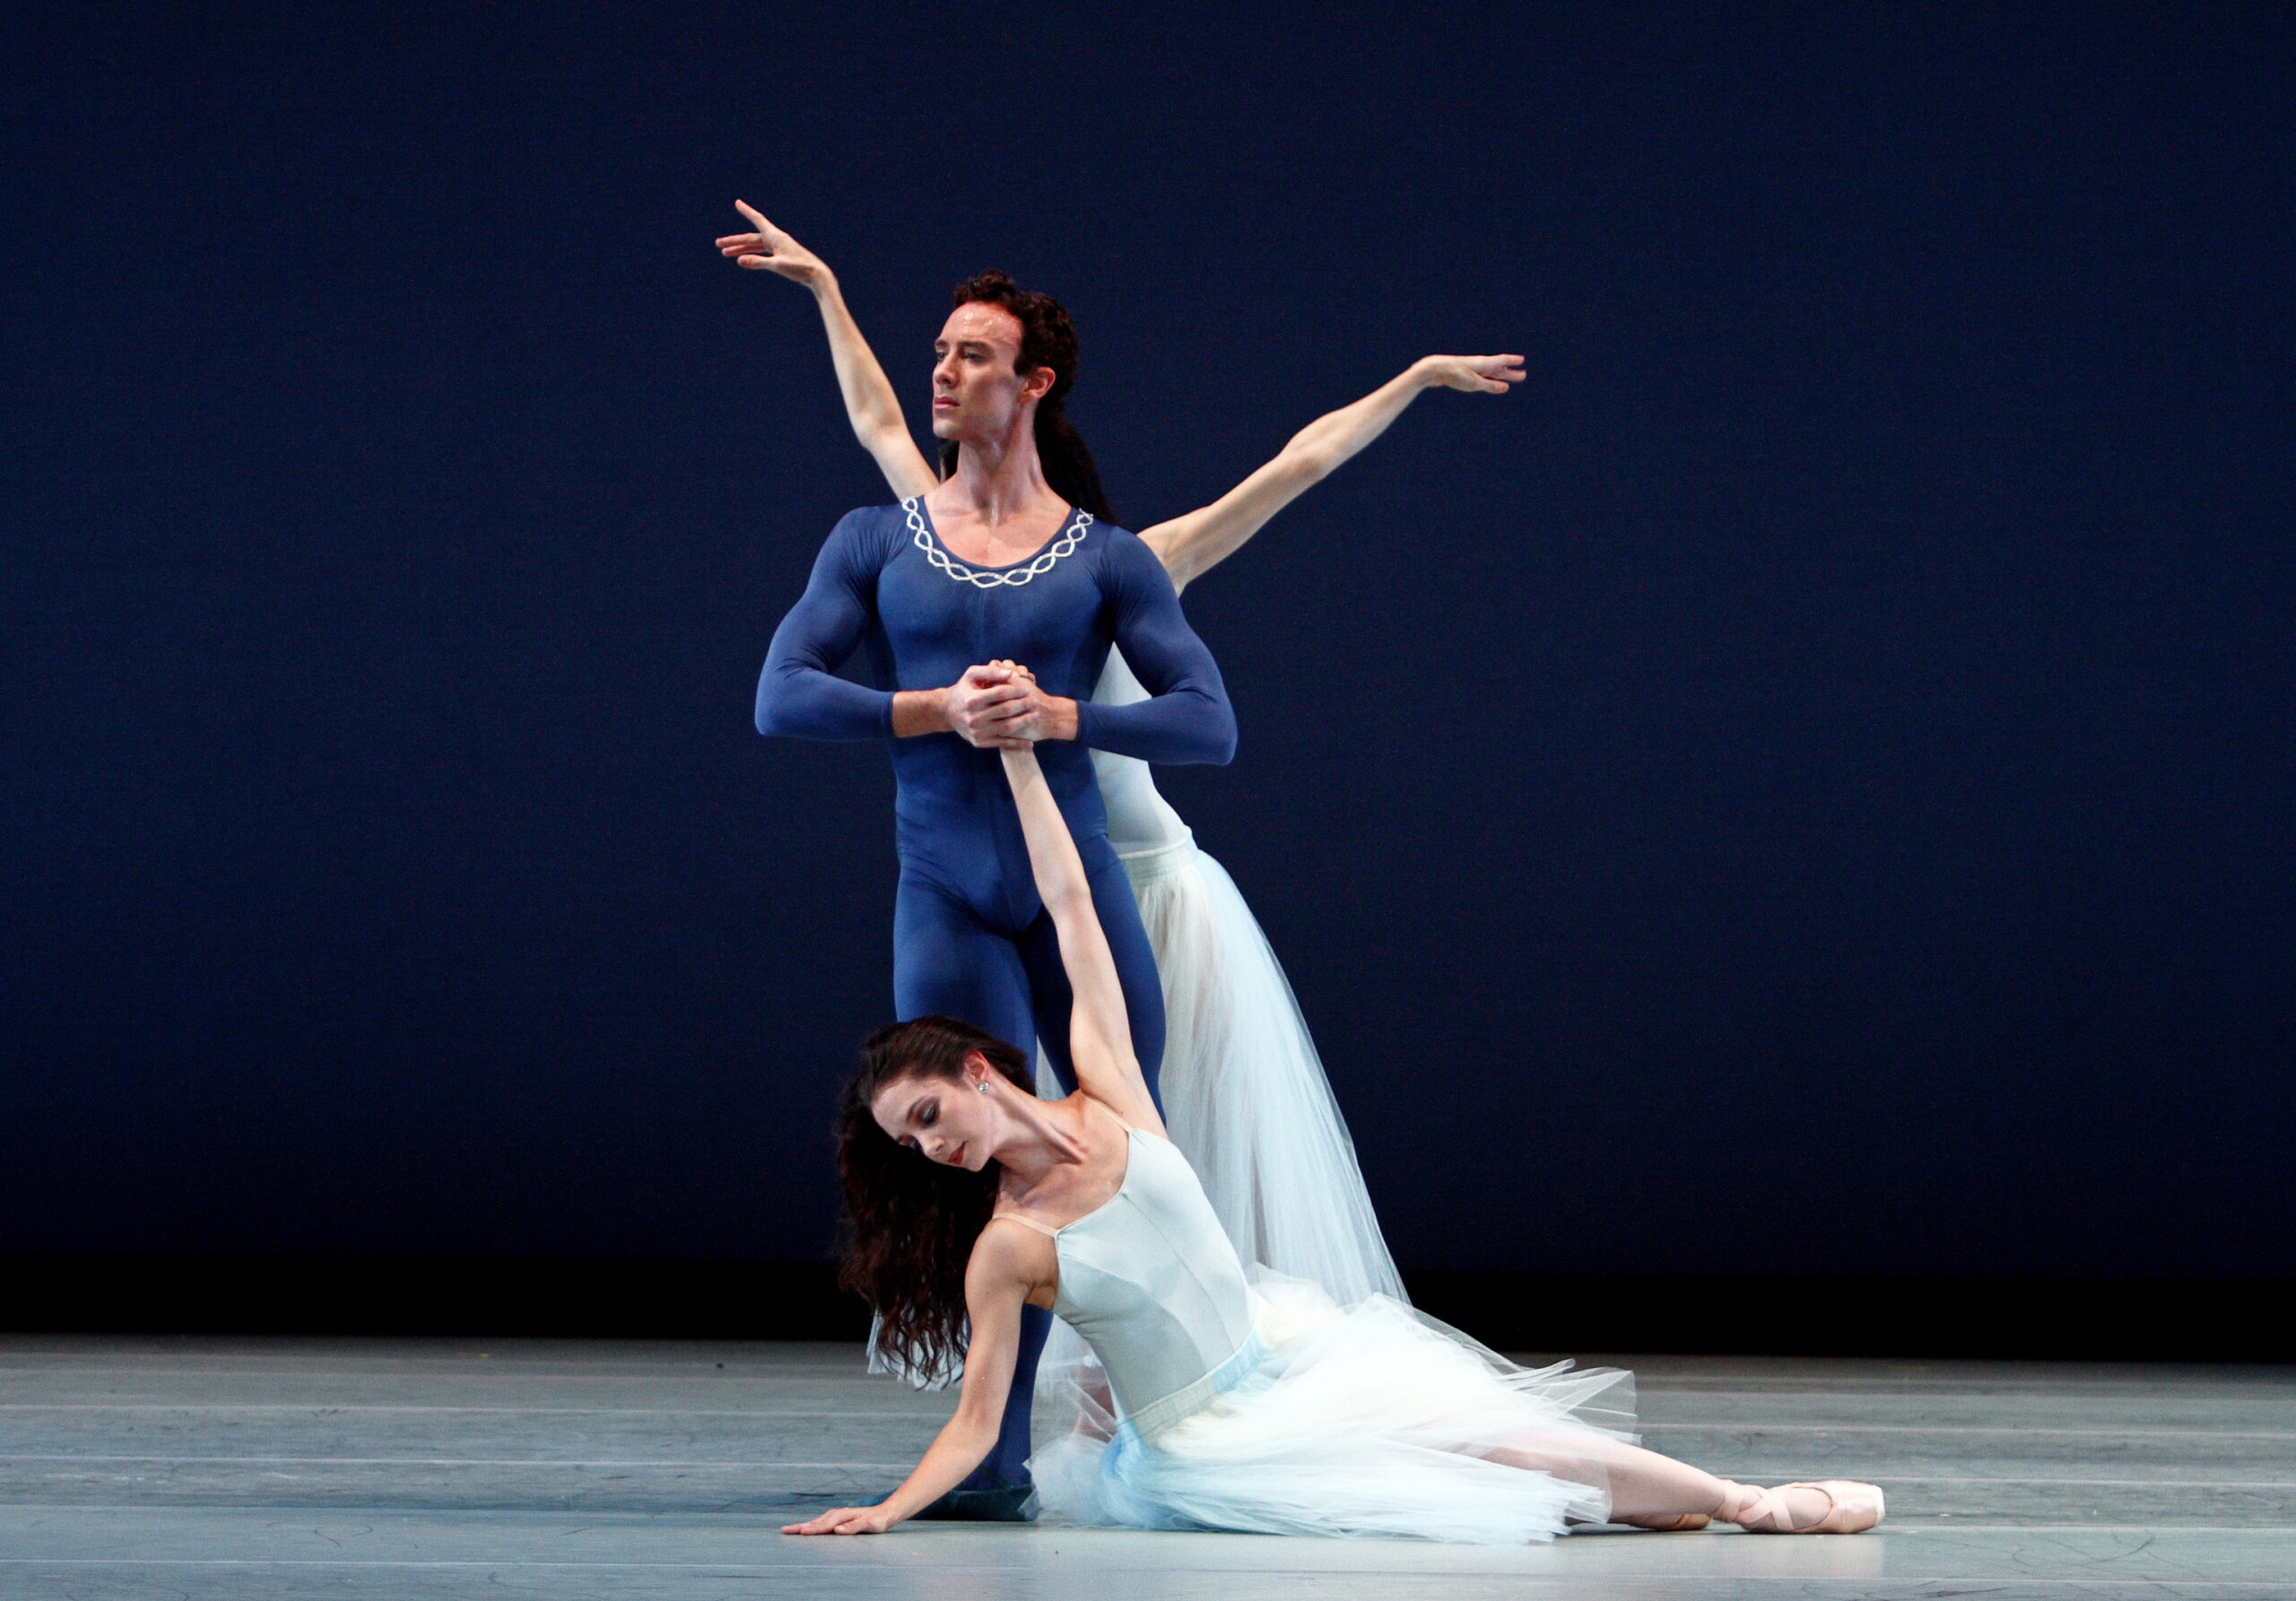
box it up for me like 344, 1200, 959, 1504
892, 872, 1034, 1046
1022, 843, 1167, 1112
891, 873, 1046, 1520
978, 1302, 1055, 1484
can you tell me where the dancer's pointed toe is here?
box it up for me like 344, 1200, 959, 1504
1718, 1478, 1883, 1534
1787, 1480, 1883, 1534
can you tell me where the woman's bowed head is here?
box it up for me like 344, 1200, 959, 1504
834, 1016, 1036, 1385
793, 1005, 1099, 1538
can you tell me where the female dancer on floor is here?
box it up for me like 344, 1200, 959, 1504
781, 739, 1885, 1540
718, 202, 1517, 1307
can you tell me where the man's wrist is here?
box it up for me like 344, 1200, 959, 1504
891, 687, 952, 738
1051, 696, 1081, 742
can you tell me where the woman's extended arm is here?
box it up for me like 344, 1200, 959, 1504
1140, 354, 1526, 595
718, 206, 1518, 597
999, 746, 1167, 1135
780, 1227, 1043, 1536
717, 201, 938, 500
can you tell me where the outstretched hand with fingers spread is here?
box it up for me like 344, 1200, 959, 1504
1419, 354, 1526, 394
715, 201, 830, 289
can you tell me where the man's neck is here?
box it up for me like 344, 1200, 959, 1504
941, 417, 1059, 528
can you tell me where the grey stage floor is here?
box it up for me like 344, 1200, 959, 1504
0, 1337, 2291, 1597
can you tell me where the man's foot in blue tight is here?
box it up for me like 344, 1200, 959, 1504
914, 1481, 1039, 1521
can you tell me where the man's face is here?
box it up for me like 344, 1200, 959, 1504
930, 302, 1045, 442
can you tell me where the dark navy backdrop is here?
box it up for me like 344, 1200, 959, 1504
5, 4, 2290, 1280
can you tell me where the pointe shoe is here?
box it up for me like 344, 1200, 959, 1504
1722, 1480, 1884, 1535
1619, 1511, 1711, 1531
1790, 1480, 1884, 1534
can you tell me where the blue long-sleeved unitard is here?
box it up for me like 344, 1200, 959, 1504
757, 498, 1236, 965
757, 499, 1234, 1487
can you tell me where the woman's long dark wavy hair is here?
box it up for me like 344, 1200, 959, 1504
836, 1015, 1037, 1380
938, 269, 1117, 526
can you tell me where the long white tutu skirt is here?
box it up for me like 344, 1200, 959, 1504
1032, 1272, 1637, 1543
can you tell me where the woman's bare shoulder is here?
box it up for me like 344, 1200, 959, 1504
970, 1211, 1059, 1310
970, 1213, 1056, 1271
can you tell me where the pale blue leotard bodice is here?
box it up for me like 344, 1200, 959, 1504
1004, 1127, 1258, 1438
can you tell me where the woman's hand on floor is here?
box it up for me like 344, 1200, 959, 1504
782, 1503, 897, 1536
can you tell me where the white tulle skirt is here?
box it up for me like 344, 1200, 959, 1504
1032, 1271, 1638, 1543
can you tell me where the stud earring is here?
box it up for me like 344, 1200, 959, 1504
975, 1080, 990, 1094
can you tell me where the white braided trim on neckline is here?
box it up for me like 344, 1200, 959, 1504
905, 498, 1091, 587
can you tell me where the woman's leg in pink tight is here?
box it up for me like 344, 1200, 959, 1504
1491, 1436, 1726, 1520
1492, 1434, 1837, 1527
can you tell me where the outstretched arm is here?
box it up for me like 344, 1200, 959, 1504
1140, 354, 1526, 595
781, 1227, 1044, 1536
1000, 746, 1166, 1134
718, 201, 938, 500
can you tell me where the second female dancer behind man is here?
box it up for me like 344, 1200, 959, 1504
718, 200, 1520, 1314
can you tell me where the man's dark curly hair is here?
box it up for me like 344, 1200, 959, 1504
835, 1014, 1036, 1381
938, 270, 1116, 525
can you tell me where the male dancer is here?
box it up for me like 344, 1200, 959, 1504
755, 272, 1235, 1517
